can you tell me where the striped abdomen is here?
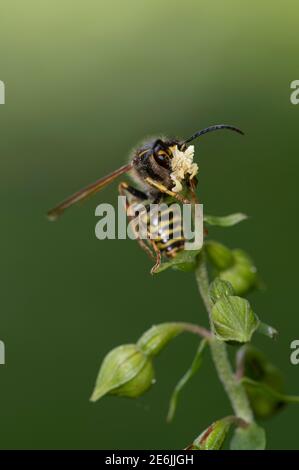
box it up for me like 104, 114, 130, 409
139, 203, 185, 258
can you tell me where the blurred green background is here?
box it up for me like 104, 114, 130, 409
0, 0, 298, 450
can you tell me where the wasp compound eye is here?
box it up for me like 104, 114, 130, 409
154, 152, 170, 169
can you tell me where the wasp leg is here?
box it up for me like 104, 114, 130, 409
189, 178, 199, 204
149, 240, 162, 274
145, 177, 192, 204
118, 182, 155, 260
118, 182, 148, 201
187, 181, 207, 237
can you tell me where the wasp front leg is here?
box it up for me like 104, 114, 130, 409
189, 177, 199, 204
118, 182, 155, 260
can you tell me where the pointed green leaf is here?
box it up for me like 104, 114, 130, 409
167, 339, 207, 422
230, 423, 266, 450
204, 213, 248, 227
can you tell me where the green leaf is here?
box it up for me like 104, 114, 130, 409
211, 296, 260, 343
137, 323, 186, 357
204, 213, 248, 227
230, 423, 266, 450
153, 249, 201, 274
167, 339, 207, 422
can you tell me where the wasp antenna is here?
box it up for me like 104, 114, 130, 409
183, 124, 244, 144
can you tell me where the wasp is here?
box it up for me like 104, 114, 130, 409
48, 124, 243, 273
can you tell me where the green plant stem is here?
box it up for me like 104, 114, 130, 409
179, 322, 212, 339
195, 253, 254, 423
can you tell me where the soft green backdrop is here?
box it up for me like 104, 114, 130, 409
0, 0, 298, 450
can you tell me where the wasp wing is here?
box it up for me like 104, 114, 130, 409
47, 163, 133, 220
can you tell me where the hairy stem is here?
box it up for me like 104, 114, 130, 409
179, 322, 212, 339
195, 252, 253, 423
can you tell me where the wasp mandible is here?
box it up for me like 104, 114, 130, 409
48, 125, 243, 273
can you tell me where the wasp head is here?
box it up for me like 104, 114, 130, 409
133, 137, 198, 194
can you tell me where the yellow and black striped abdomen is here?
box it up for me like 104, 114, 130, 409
145, 205, 185, 258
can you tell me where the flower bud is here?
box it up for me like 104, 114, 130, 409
137, 323, 185, 357
209, 278, 235, 304
237, 345, 285, 419
219, 249, 257, 296
187, 417, 233, 450
211, 296, 259, 343
205, 241, 234, 270
90, 344, 154, 402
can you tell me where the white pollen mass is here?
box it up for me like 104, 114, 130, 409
170, 145, 198, 193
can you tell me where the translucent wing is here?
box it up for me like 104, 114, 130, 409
47, 163, 133, 220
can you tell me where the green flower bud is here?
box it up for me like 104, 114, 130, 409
237, 345, 285, 419
211, 296, 259, 343
188, 417, 233, 450
209, 278, 235, 304
137, 323, 185, 357
205, 241, 234, 270
90, 344, 154, 402
219, 249, 257, 296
